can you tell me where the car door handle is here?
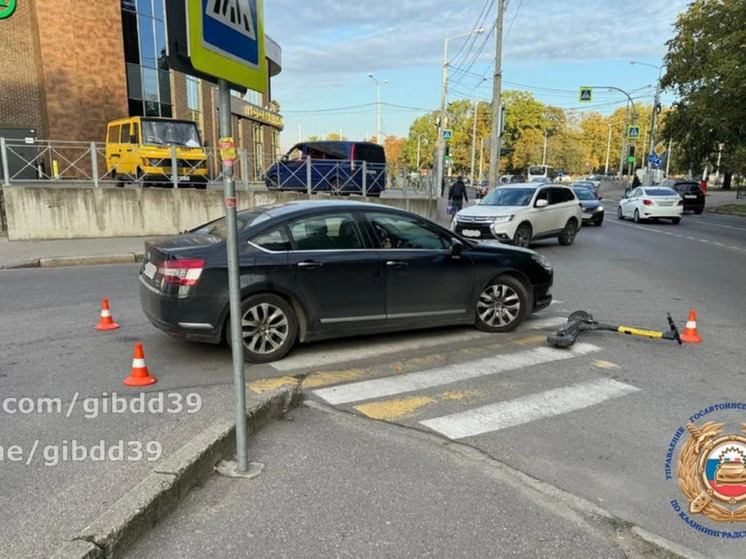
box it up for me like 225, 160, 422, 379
297, 261, 323, 268
386, 260, 408, 268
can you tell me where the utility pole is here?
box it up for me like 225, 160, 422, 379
488, 0, 505, 187
666, 137, 672, 176
619, 100, 629, 176
479, 137, 484, 181
542, 129, 548, 166
469, 89, 481, 188
604, 124, 612, 175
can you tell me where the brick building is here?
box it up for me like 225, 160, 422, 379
0, 0, 283, 180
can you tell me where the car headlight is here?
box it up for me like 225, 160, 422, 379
595, 206, 604, 212
531, 253, 553, 271
490, 215, 514, 224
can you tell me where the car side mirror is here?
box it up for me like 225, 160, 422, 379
535, 199, 549, 208
450, 238, 465, 257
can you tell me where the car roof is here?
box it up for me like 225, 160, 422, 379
237, 200, 416, 220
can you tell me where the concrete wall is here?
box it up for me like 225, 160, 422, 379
3, 187, 437, 241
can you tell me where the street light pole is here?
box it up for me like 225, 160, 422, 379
470, 78, 487, 188
437, 28, 485, 197
489, 0, 505, 188
604, 123, 612, 175
368, 73, 387, 144
542, 129, 548, 166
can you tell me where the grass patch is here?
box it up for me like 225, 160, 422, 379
707, 203, 746, 216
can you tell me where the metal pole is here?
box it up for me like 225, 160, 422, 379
470, 91, 478, 188
241, 149, 250, 190
542, 129, 547, 166
306, 155, 312, 198
218, 79, 248, 473
648, 71, 662, 170
489, 0, 505, 187
376, 84, 381, 145
619, 100, 629, 176
416, 136, 421, 172
666, 138, 672, 176
171, 144, 179, 189
604, 125, 612, 175
436, 38, 448, 197
362, 160, 367, 197
91, 142, 100, 188
1, 138, 10, 186
478, 137, 484, 181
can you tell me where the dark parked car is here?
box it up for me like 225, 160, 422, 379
572, 187, 604, 226
264, 141, 385, 196
139, 201, 553, 362
660, 179, 705, 214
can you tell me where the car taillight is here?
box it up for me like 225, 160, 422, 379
159, 259, 204, 286
678, 199, 684, 206
642, 199, 653, 206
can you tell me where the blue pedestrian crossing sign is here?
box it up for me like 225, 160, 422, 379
627, 126, 640, 140
187, 0, 267, 92
443, 129, 453, 141
579, 87, 593, 102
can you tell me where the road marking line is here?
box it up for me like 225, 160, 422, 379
354, 390, 478, 420
691, 221, 746, 232
686, 236, 696, 240
713, 242, 725, 247
312, 343, 600, 405
699, 239, 709, 243
302, 369, 366, 389
594, 360, 619, 369
419, 379, 639, 439
249, 376, 299, 393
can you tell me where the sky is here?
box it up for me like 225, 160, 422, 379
263, 0, 691, 152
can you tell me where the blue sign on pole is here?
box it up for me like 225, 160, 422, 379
648, 153, 662, 167
557, 170, 564, 177
442, 130, 453, 141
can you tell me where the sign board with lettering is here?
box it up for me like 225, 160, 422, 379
187, 0, 267, 92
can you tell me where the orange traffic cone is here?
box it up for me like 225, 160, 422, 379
123, 343, 157, 386
94, 298, 120, 331
680, 309, 703, 343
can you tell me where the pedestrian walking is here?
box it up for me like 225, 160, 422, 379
448, 175, 468, 214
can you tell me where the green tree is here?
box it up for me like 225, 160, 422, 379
661, 0, 746, 187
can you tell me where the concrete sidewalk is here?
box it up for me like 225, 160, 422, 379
0, 235, 149, 269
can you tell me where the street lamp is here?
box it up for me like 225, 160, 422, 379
470, 77, 488, 188
411, 132, 428, 172
368, 73, 388, 144
604, 123, 613, 175
437, 28, 485, 197
630, 61, 664, 184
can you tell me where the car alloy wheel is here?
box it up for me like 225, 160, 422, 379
617, 206, 624, 220
233, 294, 298, 363
513, 223, 532, 248
633, 209, 641, 223
475, 275, 529, 333
559, 219, 578, 246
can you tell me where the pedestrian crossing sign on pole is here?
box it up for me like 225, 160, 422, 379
627, 126, 640, 140
579, 87, 593, 102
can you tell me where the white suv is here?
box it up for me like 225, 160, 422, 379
451, 183, 583, 247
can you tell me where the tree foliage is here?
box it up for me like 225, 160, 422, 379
661, 0, 746, 182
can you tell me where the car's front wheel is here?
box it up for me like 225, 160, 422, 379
512, 223, 532, 248
594, 215, 604, 226
558, 218, 578, 246
475, 275, 529, 333
617, 206, 624, 220
229, 294, 298, 363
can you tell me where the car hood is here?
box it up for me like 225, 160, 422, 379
456, 204, 526, 218
578, 199, 601, 209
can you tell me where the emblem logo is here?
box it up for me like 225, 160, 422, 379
678, 422, 746, 522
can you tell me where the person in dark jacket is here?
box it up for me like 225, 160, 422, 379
448, 176, 468, 213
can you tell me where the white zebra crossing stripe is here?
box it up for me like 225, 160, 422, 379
312, 343, 600, 405
419, 378, 639, 439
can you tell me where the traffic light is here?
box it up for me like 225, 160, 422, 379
445, 145, 451, 161
628, 145, 635, 158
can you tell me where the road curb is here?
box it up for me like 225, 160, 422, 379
2, 253, 144, 269
51, 385, 302, 559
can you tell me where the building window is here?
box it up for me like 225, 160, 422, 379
121, 0, 172, 117
186, 76, 200, 111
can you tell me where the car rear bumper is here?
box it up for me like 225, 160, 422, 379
641, 206, 683, 218
139, 277, 222, 343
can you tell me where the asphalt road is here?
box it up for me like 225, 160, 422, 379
2, 206, 745, 557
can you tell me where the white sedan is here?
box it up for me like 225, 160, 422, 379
617, 186, 683, 224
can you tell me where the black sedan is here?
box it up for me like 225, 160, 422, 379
661, 179, 705, 214
139, 201, 553, 362
572, 187, 605, 226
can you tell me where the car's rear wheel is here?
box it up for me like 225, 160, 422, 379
671, 217, 681, 225
617, 206, 624, 220
558, 219, 578, 246
695, 206, 704, 215
633, 209, 642, 223
513, 223, 532, 248
229, 294, 298, 363
475, 275, 529, 333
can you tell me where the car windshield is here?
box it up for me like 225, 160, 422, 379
644, 188, 678, 197
481, 187, 536, 207
190, 211, 267, 239
573, 188, 596, 200
142, 120, 202, 147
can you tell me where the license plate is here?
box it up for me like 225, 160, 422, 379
143, 262, 157, 279
684, 194, 697, 199
181, 176, 191, 181
461, 229, 481, 238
